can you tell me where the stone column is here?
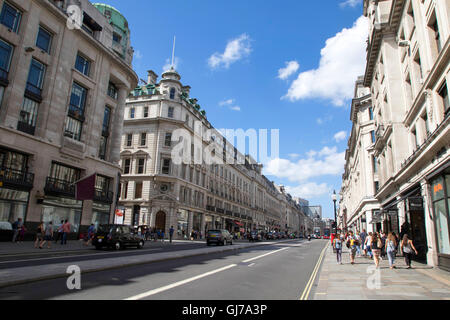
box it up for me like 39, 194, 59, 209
421, 179, 437, 267
109, 87, 128, 164
188, 210, 193, 238
200, 213, 206, 235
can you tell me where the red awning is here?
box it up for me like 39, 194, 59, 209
234, 220, 244, 227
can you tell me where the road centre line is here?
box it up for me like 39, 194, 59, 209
124, 264, 238, 300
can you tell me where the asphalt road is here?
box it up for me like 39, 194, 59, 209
0, 239, 327, 300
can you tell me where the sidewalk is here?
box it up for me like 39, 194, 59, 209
313, 244, 450, 300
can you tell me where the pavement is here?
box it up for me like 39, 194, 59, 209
313, 242, 450, 300
0, 238, 297, 289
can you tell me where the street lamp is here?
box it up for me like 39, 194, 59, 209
332, 190, 337, 234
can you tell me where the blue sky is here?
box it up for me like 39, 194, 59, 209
99, 0, 367, 219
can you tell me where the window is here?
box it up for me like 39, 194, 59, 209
170, 87, 176, 99
123, 159, 131, 174
162, 159, 171, 174
126, 134, 132, 147
422, 112, 430, 137
438, 82, 449, 115
168, 106, 174, 118
140, 132, 146, 146
65, 83, 87, 141
143, 106, 149, 118
137, 158, 145, 174
36, 27, 52, 53
135, 182, 142, 199
107, 82, 118, 99
18, 97, 38, 135
130, 107, 135, 119
371, 130, 376, 144
26, 59, 45, 98
373, 156, 378, 174
122, 182, 128, 199
99, 106, 111, 160
0, 2, 21, 33
428, 12, 442, 55
368, 107, 374, 120
113, 32, 121, 43
49, 162, 80, 183
75, 54, 90, 76
164, 133, 172, 147
0, 39, 13, 76
412, 127, 419, 149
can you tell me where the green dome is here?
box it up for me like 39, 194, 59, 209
92, 3, 129, 34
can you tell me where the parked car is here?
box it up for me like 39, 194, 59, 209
206, 229, 233, 246
248, 230, 263, 242
265, 232, 275, 240
92, 224, 145, 250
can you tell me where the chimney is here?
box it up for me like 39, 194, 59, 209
147, 70, 158, 85
182, 85, 191, 96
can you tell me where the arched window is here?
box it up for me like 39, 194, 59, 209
170, 87, 176, 100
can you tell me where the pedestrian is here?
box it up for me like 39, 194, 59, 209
61, 219, 71, 245
84, 224, 95, 246
169, 226, 174, 243
161, 229, 165, 243
18, 223, 26, 242
365, 232, 373, 259
386, 232, 397, 269
371, 232, 382, 268
392, 232, 400, 256
380, 232, 387, 259
35, 221, 44, 249
54, 220, 64, 243
11, 218, 23, 243
359, 229, 367, 256
333, 233, 343, 264
400, 234, 418, 269
355, 232, 362, 257
346, 231, 357, 264
40, 221, 53, 249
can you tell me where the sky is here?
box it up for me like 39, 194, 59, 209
99, 0, 368, 219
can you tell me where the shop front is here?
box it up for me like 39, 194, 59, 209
0, 188, 30, 240
177, 209, 188, 239
204, 214, 213, 234
92, 202, 111, 228
429, 166, 450, 271
192, 212, 202, 233
41, 196, 82, 237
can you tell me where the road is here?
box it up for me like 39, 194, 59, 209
0, 239, 327, 300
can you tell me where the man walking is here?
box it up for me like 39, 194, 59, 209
169, 226, 174, 243
12, 218, 23, 243
359, 229, 367, 257
54, 220, 64, 243
61, 220, 71, 245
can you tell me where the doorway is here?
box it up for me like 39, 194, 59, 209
407, 197, 428, 262
155, 211, 166, 231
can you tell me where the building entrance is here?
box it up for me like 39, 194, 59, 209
407, 197, 428, 262
155, 211, 166, 231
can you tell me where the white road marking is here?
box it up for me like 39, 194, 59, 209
0, 248, 163, 265
124, 264, 237, 300
248, 263, 255, 267
242, 247, 289, 263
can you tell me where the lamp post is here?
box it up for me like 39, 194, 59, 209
332, 190, 337, 234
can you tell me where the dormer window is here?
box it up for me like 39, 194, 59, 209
170, 87, 176, 100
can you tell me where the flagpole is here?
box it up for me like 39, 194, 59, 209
171, 36, 176, 69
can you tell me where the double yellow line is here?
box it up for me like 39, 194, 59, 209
299, 242, 329, 300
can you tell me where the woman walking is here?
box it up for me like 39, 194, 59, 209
371, 232, 382, 268
400, 234, 418, 269
333, 233, 343, 264
365, 232, 373, 259
386, 233, 397, 269
34, 221, 44, 249
346, 231, 357, 265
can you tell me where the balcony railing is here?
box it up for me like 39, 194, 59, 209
17, 121, 36, 136
94, 189, 114, 204
206, 205, 215, 212
44, 177, 75, 197
225, 210, 232, 216
0, 167, 34, 190
216, 208, 224, 214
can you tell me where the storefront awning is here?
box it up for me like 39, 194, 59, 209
234, 220, 244, 227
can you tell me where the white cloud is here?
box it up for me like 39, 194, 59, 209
282, 16, 368, 106
340, 0, 362, 8
334, 131, 348, 142
208, 34, 252, 69
278, 61, 300, 80
134, 50, 143, 60
263, 146, 345, 183
317, 114, 334, 125
288, 153, 300, 159
285, 183, 331, 199
230, 106, 241, 111
219, 99, 234, 106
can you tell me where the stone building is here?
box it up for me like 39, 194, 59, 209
118, 67, 311, 239
0, 0, 137, 239
340, 0, 449, 270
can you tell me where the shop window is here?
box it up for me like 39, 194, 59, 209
431, 176, 450, 255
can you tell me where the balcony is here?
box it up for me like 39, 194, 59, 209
17, 121, 36, 136
94, 189, 114, 204
206, 205, 215, 212
0, 167, 34, 191
225, 210, 232, 216
216, 208, 224, 214
44, 177, 75, 198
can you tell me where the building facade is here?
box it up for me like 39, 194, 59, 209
341, 0, 449, 270
118, 68, 312, 239
0, 0, 137, 239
